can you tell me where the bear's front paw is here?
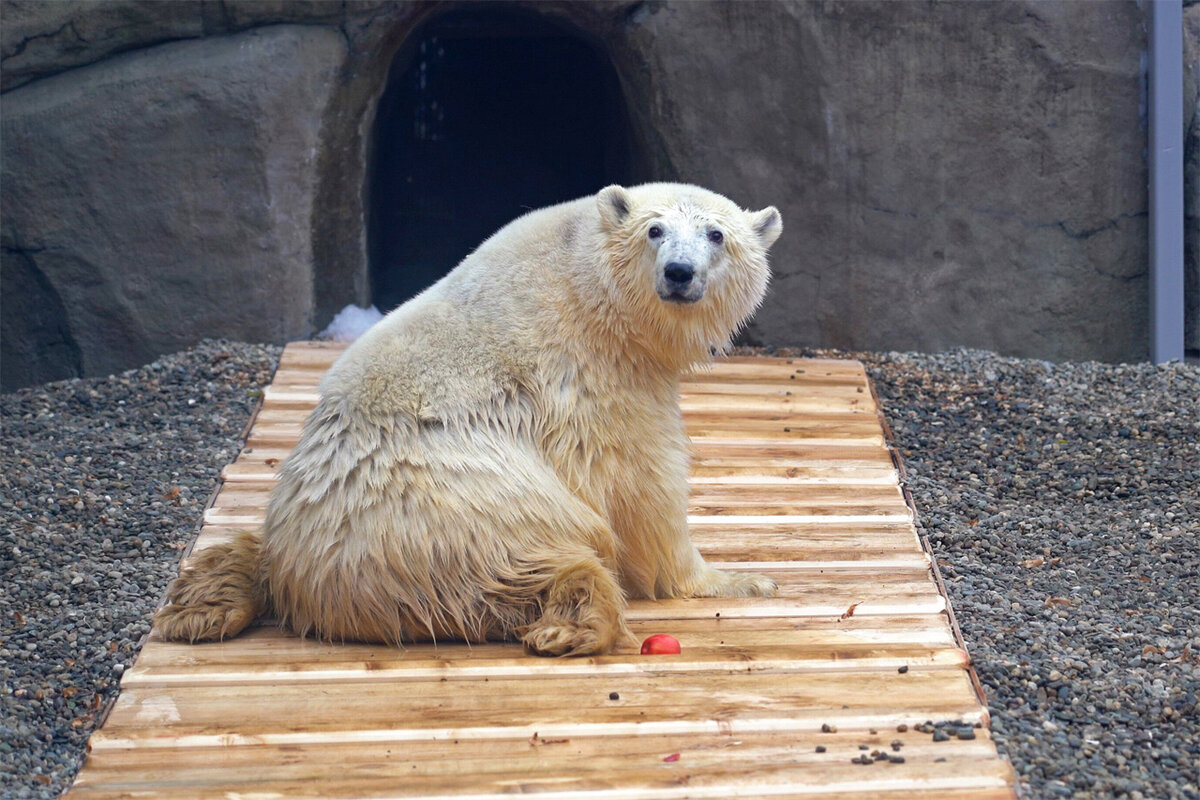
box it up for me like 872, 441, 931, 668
688, 569, 778, 599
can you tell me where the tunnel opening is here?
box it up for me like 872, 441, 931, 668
368, 9, 637, 311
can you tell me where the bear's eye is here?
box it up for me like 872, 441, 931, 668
708, 229, 724, 245
648, 225, 664, 240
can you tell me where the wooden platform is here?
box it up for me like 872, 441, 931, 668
70, 343, 1017, 799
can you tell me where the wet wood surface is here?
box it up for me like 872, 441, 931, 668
69, 342, 1015, 799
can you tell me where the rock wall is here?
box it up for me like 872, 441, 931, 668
2, 23, 346, 387
2, 0, 1195, 390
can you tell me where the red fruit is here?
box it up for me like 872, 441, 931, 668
640, 634, 681, 655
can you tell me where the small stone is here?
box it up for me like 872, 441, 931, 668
815, 745, 826, 753
932, 729, 950, 742
608, 692, 619, 701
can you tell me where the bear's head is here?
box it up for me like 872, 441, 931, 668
596, 183, 781, 366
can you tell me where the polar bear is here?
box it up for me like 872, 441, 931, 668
156, 183, 782, 656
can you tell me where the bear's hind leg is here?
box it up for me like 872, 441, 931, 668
519, 552, 632, 657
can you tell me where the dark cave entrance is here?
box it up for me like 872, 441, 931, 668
368, 10, 637, 311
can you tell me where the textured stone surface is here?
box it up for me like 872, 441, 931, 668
0, 1, 204, 92
610, 1, 1151, 361
1, 25, 346, 390
2, 0, 1191, 389
0, 1, 354, 91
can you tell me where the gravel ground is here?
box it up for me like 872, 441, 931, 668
758, 346, 1199, 799
0, 341, 280, 798
1, 341, 1197, 798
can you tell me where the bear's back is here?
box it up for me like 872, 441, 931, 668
318, 196, 601, 425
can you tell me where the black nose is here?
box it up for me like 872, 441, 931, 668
664, 262, 694, 286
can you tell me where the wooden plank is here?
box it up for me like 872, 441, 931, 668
122, 615, 967, 689
275, 342, 870, 383
236, 416, 889, 455
263, 377, 875, 401
167, 554, 945, 618
203, 480, 905, 510
225, 441, 899, 482
71, 782, 1017, 800
203, 486, 912, 526
201, 506, 914, 528
260, 384, 878, 414
274, 343, 873, 381
123, 644, 969, 687
72, 732, 1012, 799
68, 348, 1012, 799
689, 442, 893, 462
75, 730, 1004, 776
232, 436, 894, 465
92, 669, 986, 747
191, 520, 926, 567
128, 614, 960, 667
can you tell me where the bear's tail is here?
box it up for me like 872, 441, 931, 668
153, 531, 268, 643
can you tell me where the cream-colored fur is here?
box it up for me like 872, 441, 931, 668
156, 183, 783, 656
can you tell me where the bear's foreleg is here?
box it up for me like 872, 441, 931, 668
610, 457, 778, 600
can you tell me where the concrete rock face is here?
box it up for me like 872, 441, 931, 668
612, 1, 1151, 361
2, 25, 346, 387
0, 0, 1191, 389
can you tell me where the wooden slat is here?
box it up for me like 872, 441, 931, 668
75, 731, 1005, 779
93, 669, 986, 747
260, 384, 876, 414
191, 521, 930, 573
124, 615, 964, 685
68, 345, 1013, 799
226, 441, 898, 481
263, 378, 872, 401
73, 732, 1013, 799
203, 483, 907, 515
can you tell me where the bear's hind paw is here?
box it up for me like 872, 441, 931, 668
153, 602, 257, 643
521, 618, 620, 657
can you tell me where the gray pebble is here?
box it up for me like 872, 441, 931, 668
750, 345, 1200, 799
1, 340, 279, 798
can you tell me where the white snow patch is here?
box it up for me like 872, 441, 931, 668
319, 304, 384, 342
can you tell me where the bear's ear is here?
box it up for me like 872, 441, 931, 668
597, 185, 633, 231
750, 206, 782, 249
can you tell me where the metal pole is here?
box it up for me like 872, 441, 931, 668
1149, 0, 1184, 363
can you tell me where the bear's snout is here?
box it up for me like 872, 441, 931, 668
664, 262, 695, 287
659, 261, 703, 304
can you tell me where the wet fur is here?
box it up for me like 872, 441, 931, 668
156, 183, 782, 656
